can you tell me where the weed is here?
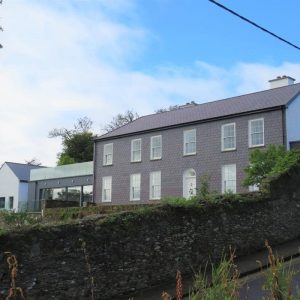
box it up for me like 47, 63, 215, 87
79, 239, 94, 300
259, 240, 298, 300
176, 270, 183, 300
5, 252, 25, 300
161, 291, 172, 300
189, 249, 240, 300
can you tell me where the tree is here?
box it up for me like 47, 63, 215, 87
155, 101, 197, 114
103, 110, 139, 133
49, 117, 94, 166
243, 145, 300, 188
155, 105, 180, 114
25, 158, 41, 166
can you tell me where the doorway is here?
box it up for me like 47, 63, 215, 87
183, 169, 196, 199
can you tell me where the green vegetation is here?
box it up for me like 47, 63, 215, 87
0, 210, 41, 230
165, 242, 300, 300
261, 241, 298, 300
243, 145, 300, 189
189, 251, 239, 300
49, 117, 94, 165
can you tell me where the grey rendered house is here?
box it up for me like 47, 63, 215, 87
93, 76, 300, 205
28, 161, 93, 211
0, 162, 44, 211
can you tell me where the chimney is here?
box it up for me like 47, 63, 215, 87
269, 75, 296, 89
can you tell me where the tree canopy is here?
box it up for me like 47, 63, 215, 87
49, 117, 94, 166
103, 110, 139, 133
243, 145, 300, 188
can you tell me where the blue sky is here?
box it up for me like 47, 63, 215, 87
1, 0, 300, 165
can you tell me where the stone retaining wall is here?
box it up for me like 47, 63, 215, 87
0, 168, 299, 299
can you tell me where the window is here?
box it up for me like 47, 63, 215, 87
150, 171, 161, 200
83, 185, 93, 203
103, 143, 113, 165
131, 139, 142, 162
222, 164, 236, 193
0, 197, 5, 209
102, 177, 112, 202
249, 118, 264, 147
9, 197, 14, 210
130, 173, 141, 201
222, 123, 236, 151
184, 129, 196, 155
150, 135, 162, 160
52, 188, 67, 200
249, 184, 259, 192
67, 186, 81, 202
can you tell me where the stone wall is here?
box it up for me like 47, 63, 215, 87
0, 169, 300, 299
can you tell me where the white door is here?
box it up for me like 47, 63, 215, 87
183, 169, 196, 199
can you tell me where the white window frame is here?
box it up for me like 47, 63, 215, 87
183, 129, 196, 156
149, 171, 161, 200
130, 173, 141, 201
221, 123, 236, 151
102, 176, 112, 202
249, 118, 264, 148
222, 164, 236, 193
131, 139, 142, 162
150, 135, 162, 160
103, 143, 113, 166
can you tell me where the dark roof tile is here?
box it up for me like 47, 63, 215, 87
97, 83, 300, 140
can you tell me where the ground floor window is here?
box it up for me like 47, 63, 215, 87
222, 164, 236, 193
130, 174, 141, 201
0, 197, 5, 209
67, 186, 81, 202
40, 185, 93, 205
9, 197, 14, 210
102, 177, 112, 202
150, 171, 161, 200
83, 185, 93, 202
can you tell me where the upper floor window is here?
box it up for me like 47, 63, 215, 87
249, 118, 264, 147
103, 143, 113, 166
131, 139, 142, 162
150, 171, 161, 200
184, 129, 196, 155
222, 164, 236, 193
102, 176, 112, 202
150, 135, 162, 160
222, 123, 236, 151
130, 173, 141, 201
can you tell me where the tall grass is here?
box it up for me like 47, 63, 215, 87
189, 249, 239, 300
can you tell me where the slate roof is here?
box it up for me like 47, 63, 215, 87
5, 162, 44, 182
96, 83, 300, 141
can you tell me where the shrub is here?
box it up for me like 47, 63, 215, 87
161, 196, 202, 208
0, 211, 40, 228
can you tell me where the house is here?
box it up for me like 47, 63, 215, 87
0, 162, 44, 211
93, 76, 300, 204
28, 161, 93, 211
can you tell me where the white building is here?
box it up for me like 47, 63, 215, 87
0, 162, 44, 211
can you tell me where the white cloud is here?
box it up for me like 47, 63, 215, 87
0, 1, 299, 166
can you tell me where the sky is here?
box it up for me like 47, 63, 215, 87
1, 0, 300, 166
